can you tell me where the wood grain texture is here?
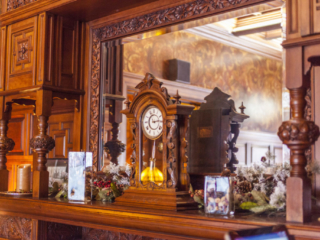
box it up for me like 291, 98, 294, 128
89, 0, 259, 171
0, 215, 32, 240
0, 196, 320, 240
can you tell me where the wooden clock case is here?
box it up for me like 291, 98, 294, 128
115, 73, 198, 210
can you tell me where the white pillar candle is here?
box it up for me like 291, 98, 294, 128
16, 164, 31, 192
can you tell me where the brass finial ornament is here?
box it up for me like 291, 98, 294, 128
239, 102, 246, 114
173, 90, 181, 104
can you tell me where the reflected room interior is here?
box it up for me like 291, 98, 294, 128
100, 0, 288, 174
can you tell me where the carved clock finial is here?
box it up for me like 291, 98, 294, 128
124, 99, 131, 109
239, 102, 246, 114
173, 90, 181, 104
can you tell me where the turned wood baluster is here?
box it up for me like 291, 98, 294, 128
278, 56, 320, 223
0, 118, 15, 192
103, 99, 125, 165
30, 90, 55, 198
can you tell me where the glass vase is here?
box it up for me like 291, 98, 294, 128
204, 176, 235, 215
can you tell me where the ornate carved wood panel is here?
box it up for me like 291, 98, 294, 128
7, 0, 38, 12
89, 0, 262, 171
6, 16, 38, 90
82, 228, 166, 240
47, 222, 82, 240
0, 215, 32, 240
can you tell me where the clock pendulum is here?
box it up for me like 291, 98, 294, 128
141, 141, 163, 185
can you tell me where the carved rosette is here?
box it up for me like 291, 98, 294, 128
30, 136, 55, 151
167, 120, 177, 189
90, 0, 254, 170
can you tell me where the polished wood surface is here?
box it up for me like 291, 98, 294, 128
0, 195, 320, 240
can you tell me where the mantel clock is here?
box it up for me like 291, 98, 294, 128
115, 73, 197, 210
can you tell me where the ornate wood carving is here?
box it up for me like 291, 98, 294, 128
277, 56, 320, 222
47, 222, 82, 240
166, 119, 177, 189
30, 115, 55, 198
7, 0, 37, 11
82, 228, 166, 240
90, 31, 101, 171
0, 120, 15, 170
304, 88, 312, 164
14, 36, 33, 67
0, 216, 31, 240
129, 121, 137, 187
89, 0, 257, 170
30, 116, 55, 171
0, 101, 15, 191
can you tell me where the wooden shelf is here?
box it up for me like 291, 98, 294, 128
0, 196, 320, 239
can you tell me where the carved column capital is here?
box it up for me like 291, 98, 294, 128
0, 136, 15, 152
30, 135, 55, 151
278, 120, 320, 145
0, 120, 15, 171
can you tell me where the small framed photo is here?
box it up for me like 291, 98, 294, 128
47, 158, 68, 187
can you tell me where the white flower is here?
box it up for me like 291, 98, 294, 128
269, 181, 286, 210
119, 177, 130, 186
259, 183, 267, 194
104, 162, 120, 174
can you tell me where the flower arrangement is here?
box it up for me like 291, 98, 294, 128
189, 184, 204, 208
91, 162, 131, 202
234, 160, 290, 214
52, 162, 131, 202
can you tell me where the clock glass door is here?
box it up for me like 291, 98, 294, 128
140, 106, 164, 187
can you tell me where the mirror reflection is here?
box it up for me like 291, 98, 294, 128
100, 0, 288, 171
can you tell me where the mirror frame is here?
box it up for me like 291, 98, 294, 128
88, 0, 272, 171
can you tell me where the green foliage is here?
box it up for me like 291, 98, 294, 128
240, 202, 257, 210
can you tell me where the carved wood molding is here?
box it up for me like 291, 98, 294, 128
0, 216, 32, 240
89, 0, 262, 170
82, 228, 166, 240
7, 0, 37, 11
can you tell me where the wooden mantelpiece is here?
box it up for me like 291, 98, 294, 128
0, 196, 320, 240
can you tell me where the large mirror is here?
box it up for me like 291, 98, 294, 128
99, 0, 288, 171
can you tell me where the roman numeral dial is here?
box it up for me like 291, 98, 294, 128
142, 106, 163, 140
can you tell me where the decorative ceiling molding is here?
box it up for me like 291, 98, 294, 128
185, 24, 282, 60
90, 0, 270, 170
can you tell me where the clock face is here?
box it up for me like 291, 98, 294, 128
142, 106, 163, 140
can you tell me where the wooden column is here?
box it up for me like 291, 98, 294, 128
0, 98, 14, 192
278, 56, 320, 223
30, 90, 55, 198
